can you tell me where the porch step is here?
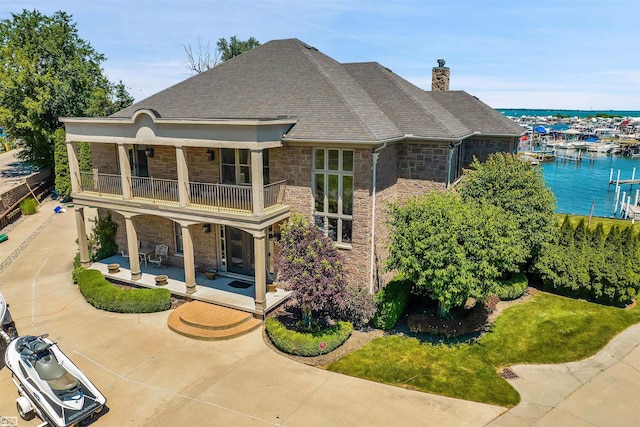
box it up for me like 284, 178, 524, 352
168, 301, 262, 340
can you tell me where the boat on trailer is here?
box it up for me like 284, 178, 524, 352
3, 334, 107, 426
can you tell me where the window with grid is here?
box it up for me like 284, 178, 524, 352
221, 148, 270, 185
312, 148, 354, 246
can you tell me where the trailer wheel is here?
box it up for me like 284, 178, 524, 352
16, 396, 35, 421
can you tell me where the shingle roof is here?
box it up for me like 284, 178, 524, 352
429, 91, 526, 136
113, 38, 523, 141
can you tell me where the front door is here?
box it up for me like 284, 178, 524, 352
226, 226, 254, 276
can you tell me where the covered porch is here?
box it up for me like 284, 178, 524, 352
92, 253, 291, 316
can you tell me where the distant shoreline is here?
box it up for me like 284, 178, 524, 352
497, 108, 640, 118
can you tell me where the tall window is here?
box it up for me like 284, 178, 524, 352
221, 148, 269, 185
313, 148, 354, 246
448, 142, 464, 186
174, 222, 183, 255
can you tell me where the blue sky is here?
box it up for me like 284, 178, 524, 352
2, 0, 639, 110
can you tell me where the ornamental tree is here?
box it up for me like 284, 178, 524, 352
458, 152, 556, 265
386, 191, 527, 318
275, 213, 347, 327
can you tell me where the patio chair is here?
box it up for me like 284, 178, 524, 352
148, 244, 168, 268
121, 250, 129, 263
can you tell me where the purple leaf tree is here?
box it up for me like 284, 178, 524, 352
275, 213, 348, 327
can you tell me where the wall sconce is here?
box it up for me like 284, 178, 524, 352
202, 223, 211, 233
206, 148, 215, 161
145, 146, 154, 158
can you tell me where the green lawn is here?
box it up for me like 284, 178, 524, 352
556, 214, 640, 234
327, 292, 640, 407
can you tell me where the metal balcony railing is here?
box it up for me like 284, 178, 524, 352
78, 172, 286, 215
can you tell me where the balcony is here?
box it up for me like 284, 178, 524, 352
78, 172, 287, 215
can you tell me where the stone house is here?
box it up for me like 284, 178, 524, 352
61, 39, 524, 317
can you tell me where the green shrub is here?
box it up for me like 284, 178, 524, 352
265, 317, 352, 356
492, 272, 528, 300
89, 213, 118, 261
338, 282, 377, 329
77, 269, 171, 313
371, 277, 412, 330
20, 198, 38, 215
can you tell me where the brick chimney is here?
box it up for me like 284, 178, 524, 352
431, 59, 450, 91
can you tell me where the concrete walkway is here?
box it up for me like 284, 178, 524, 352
0, 204, 504, 426
488, 323, 640, 427
2, 203, 640, 426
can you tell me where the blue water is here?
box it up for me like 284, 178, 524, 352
497, 108, 640, 118
541, 156, 640, 217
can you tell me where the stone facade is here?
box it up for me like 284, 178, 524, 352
91, 143, 118, 174
89, 135, 517, 292
431, 67, 450, 91
398, 142, 449, 182
464, 137, 518, 164
108, 209, 219, 270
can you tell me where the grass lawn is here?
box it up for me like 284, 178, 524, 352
556, 213, 640, 234
327, 291, 640, 407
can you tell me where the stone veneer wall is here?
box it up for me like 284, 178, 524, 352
464, 137, 518, 165
183, 147, 220, 183
91, 143, 118, 174
270, 145, 373, 287
431, 67, 450, 91
108, 209, 218, 270
372, 142, 449, 290
147, 145, 177, 180
398, 142, 449, 182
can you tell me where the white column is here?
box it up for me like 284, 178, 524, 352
117, 143, 132, 199
124, 215, 141, 280
250, 149, 264, 216
66, 141, 81, 194
175, 146, 190, 208
253, 229, 267, 316
75, 207, 91, 267
182, 224, 196, 294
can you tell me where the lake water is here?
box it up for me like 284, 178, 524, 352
541, 155, 640, 217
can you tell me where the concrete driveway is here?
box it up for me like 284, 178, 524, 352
0, 203, 505, 426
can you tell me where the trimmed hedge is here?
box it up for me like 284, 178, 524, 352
371, 278, 412, 330
77, 269, 171, 313
265, 317, 352, 356
492, 272, 528, 301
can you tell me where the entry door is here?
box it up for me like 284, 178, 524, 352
226, 226, 255, 276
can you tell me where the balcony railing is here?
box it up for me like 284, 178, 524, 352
79, 172, 122, 196
131, 176, 179, 204
78, 172, 286, 215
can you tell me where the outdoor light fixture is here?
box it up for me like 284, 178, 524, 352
203, 223, 211, 233
206, 148, 215, 161
145, 146, 154, 158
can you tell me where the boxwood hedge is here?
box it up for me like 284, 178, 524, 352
265, 317, 352, 357
77, 269, 171, 313
492, 272, 528, 301
371, 277, 412, 330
